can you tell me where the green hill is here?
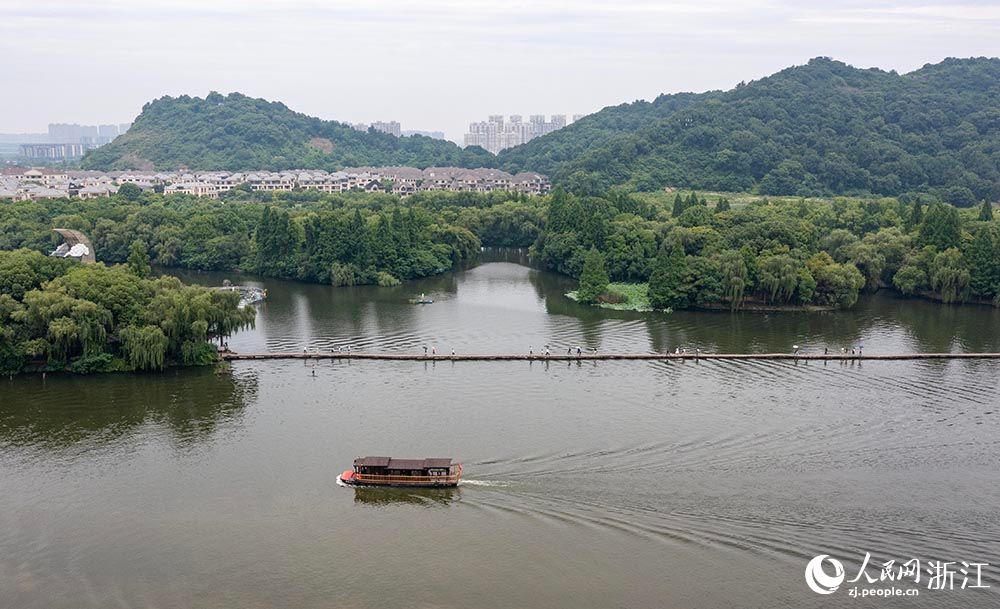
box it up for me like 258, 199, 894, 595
496, 90, 719, 177
81, 92, 496, 171
499, 57, 1000, 204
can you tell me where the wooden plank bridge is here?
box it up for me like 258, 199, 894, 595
220, 351, 1000, 362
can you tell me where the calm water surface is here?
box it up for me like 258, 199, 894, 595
2, 250, 999, 608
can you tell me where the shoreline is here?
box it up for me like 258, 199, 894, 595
221, 351, 1000, 362
568, 283, 998, 314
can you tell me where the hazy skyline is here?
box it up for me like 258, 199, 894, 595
3, 0, 1000, 142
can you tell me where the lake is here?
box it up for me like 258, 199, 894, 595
2, 250, 999, 608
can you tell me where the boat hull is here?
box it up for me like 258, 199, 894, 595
342, 478, 459, 488
339, 467, 460, 488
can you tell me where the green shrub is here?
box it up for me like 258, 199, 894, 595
598, 291, 629, 305
376, 271, 401, 287
70, 353, 124, 374
330, 262, 359, 287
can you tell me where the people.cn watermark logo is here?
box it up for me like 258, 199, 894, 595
805, 555, 846, 594
804, 551, 989, 597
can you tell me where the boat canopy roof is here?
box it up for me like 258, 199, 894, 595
354, 456, 453, 469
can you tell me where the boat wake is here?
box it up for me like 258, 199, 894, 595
335, 475, 348, 487
459, 479, 512, 488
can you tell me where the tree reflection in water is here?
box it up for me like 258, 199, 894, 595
0, 367, 257, 452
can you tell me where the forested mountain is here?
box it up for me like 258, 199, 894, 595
499, 57, 1000, 204
80, 58, 1000, 202
80, 92, 496, 171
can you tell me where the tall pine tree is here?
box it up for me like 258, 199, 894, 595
346, 209, 371, 269
979, 199, 994, 222
577, 247, 609, 304
648, 237, 689, 310
255, 206, 297, 276
909, 198, 924, 230
967, 226, 1000, 299
919, 202, 961, 250
672, 193, 685, 218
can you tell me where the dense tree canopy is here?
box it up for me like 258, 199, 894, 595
0, 250, 254, 375
0, 189, 542, 287
2, 187, 998, 370
500, 57, 1000, 202
531, 189, 1000, 310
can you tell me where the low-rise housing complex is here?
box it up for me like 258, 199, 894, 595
1, 167, 78, 200
0, 166, 550, 201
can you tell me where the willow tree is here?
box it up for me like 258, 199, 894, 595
47, 263, 151, 326
718, 249, 747, 310
47, 317, 79, 363
807, 254, 864, 309
143, 277, 254, 363
892, 264, 927, 297
71, 300, 112, 356
11, 290, 78, 338
844, 242, 885, 292
119, 325, 169, 371
930, 248, 970, 304
757, 254, 799, 304
128, 240, 151, 278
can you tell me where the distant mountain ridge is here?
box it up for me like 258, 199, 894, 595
84, 58, 1000, 203
80, 92, 496, 172
498, 57, 1000, 203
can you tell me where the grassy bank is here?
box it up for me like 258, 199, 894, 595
569, 282, 843, 313
567, 283, 653, 312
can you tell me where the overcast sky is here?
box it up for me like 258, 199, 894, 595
2, 0, 999, 142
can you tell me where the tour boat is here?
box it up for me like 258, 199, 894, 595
339, 457, 462, 487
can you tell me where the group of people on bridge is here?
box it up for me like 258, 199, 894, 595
528, 345, 597, 356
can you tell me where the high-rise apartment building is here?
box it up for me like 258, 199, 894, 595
351, 121, 403, 137
48, 123, 82, 144
463, 114, 576, 154
0, 121, 128, 158
97, 124, 120, 145
371, 121, 401, 137
48, 122, 127, 145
